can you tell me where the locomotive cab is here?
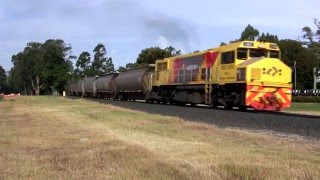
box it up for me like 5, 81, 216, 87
233, 43, 292, 110
151, 41, 292, 111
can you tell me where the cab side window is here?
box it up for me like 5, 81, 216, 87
221, 51, 235, 64
237, 48, 248, 60
270, 51, 280, 58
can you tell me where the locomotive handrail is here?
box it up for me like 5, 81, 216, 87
170, 66, 206, 83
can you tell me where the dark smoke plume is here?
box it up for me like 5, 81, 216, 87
103, 0, 198, 51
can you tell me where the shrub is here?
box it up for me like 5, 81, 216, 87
292, 96, 320, 103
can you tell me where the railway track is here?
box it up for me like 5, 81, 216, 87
70, 97, 320, 139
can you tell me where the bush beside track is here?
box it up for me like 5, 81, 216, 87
292, 89, 320, 103
292, 96, 320, 103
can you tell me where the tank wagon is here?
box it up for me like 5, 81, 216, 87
69, 41, 292, 111
114, 66, 155, 101
83, 76, 96, 97
67, 81, 77, 96
68, 80, 83, 96
69, 65, 155, 100
93, 73, 118, 99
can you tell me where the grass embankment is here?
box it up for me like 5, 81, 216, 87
287, 102, 320, 112
0, 96, 319, 179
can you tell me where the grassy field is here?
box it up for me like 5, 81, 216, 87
287, 102, 320, 112
0, 96, 319, 179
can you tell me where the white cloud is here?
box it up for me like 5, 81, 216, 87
1, 0, 319, 71
156, 35, 169, 49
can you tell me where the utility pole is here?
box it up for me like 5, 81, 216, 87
314, 67, 317, 90
294, 61, 297, 90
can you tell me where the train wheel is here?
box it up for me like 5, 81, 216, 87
169, 100, 174, 105
225, 102, 234, 110
239, 105, 247, 111
177, 102, 186, 106
209, 104, 217, 109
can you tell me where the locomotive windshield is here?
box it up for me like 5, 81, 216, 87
249, 49, 268, 58
237, 48, 247, 60
237, 48, 279, 60
270, 50, 280, 58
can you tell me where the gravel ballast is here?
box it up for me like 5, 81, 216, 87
85, 98, 320, 139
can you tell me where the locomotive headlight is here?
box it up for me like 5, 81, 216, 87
237, 68, 246, 81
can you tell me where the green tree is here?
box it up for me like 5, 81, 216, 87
258, 33, 279, 43
301, 18, 320, 66
239, 24, 260, 41
19, 42, 44, 95
117, 66, 127, 72
10, 52, 30, 94
76, 51, 92, 78
125, 62, 138, 70
165, 46, 181, 56
92, 43, 114, 76
10, 39, 74, 95
220, 42, 227, 46
136, 47, 171, 65
136, 46, 181, 65
278, 39, 318, 89
41, 39, 74, 94
0, 66, 7, 93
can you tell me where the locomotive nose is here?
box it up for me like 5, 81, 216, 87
250, 92, 283, 111
242, 57, 292, 111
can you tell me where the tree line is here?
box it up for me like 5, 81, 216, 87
225, 21, 319, 89
1, 19, 319, 95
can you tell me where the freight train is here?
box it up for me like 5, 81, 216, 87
68, 41, 292, 111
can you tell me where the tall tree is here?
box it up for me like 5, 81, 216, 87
136, 47, 169, 65
21, 42, 44, 95
239, 24, 260, 41
220, 42, 227, 46
136, 46, 181, 65
301, 18, 320, 66
165, 46, 182, 56
0, 66, 7, 93
10, 52, 30, 94
76, 51, 92, 78
125, 62, 138, 70
41, 39, 74, 94
10, 39, 74, 95
117, 66, 127, 72
92, 43, 114, 76
278, 39, 318, 89
258, 33, 279, 43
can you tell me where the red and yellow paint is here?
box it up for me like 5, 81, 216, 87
246, 85, 292, 111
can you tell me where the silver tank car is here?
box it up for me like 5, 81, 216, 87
67, 81, 77, 96
114, 65, 155, 100
73, 80, 83, 96
94, 73, 118, 98
83, 76, 96, 97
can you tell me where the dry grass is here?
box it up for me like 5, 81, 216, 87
0, 96, 319, 179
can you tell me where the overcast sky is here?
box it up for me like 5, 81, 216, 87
1, 0, 319, 71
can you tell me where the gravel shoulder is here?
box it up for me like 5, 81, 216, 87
85, 98, 320, 139
283, 110, 320, 116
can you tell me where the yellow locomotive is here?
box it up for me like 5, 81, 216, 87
151, 41, 292, 111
